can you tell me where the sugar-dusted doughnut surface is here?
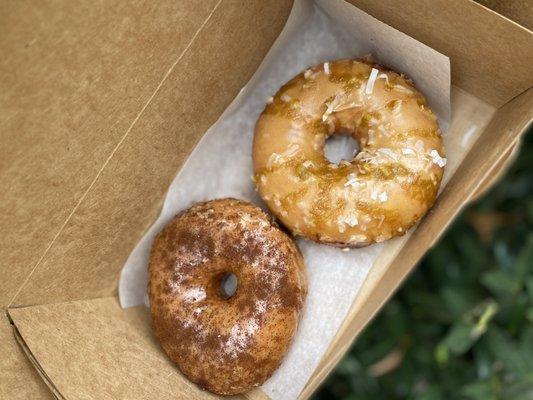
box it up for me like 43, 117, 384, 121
148, 198, 307, 395
253, 59, 446, 247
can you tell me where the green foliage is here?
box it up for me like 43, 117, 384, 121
315, 129, 533, 400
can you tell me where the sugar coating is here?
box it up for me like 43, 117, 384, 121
148, 199, 307, 395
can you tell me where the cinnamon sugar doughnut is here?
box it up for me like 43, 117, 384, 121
148, 198, 307, 395
253, 59, 446, 247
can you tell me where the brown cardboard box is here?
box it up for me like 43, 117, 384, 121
1, 0, 532, 399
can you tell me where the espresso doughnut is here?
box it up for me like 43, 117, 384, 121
148, 198, 307, 395
253, 59, 446, 247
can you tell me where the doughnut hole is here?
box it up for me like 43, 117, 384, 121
324, 133, 359, 164
217, 271, 238, 299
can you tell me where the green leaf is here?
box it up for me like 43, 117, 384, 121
435, 343, 449, 366
481, 270, 520, 298
485, 328, 533, 377
455, 230, 489, 270
521, 326, 533, 350
460, 380, 496, 400
515, 234, 533, 281
501, 376, 533, 400
438, 301, 498, 359
441, 323, 474, 356
470, 301, 499, 339
473, 343, 494, 380
441, 286, 481, 318
336, 356, 361, 376
414, 383, 444, 400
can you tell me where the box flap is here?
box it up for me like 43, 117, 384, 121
8, 297, 269, 400
0, 0, 223, 308
8, 0, 293, 309
349, 0, 533, 107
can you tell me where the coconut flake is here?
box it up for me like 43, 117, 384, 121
345, 215, 358, 227
350, 234, 368, 243
394, 85, 413, 94
266, 96, 274, 104
322, 94, 342, 121
378, 125, 389, 136
337, 216, 346, 233
266, 153, 281, 167
281, 93, 291, 102
377, 73, 390, 85
323, 62, 330, 75
429, 149, 447, 167
365, 68, 379, 94
378, 148, 399, 161
344, 173, 358, 187
367, 117, 378, 127
402, 148, 416, 156
304, 69, 313, 79
378, 191, 388, 202
333, 101, 361, 113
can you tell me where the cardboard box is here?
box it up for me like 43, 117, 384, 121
1, 0, 531, 399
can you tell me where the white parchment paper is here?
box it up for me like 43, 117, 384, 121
119, 1, 451, 399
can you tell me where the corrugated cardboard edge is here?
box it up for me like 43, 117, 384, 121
11, 329, 62, 400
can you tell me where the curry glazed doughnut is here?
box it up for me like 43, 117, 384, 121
148, 198, 307, 395
253, 59, 446, 247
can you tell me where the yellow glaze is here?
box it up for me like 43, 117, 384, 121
253, 59, 445, 247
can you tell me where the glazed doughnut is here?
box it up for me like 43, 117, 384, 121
148, 198, 307, 395
253, 59, 446, 247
